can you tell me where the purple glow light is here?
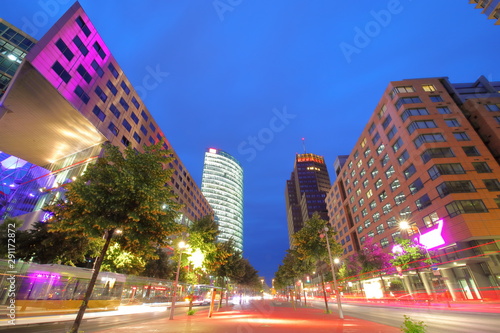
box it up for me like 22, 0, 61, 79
392, 245, 403, 254
416, 219, 445, 250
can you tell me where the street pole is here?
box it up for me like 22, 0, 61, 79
323, 227, 344, 319
169, 241, 186, 320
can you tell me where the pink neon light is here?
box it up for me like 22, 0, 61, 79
415, 219, 445, 250
392, 244, 403, 254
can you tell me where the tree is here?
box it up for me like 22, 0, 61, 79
358, 237, 392, 295
142, 247, 176, 279
101, 243, 146, 275
44, 141, 183, 333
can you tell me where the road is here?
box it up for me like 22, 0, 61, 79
308, 299, 500, 333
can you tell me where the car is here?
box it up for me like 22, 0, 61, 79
186, 295, 210, 306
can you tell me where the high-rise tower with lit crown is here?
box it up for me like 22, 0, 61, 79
201, 148, 244, 252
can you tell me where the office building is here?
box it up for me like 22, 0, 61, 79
469, 0, 500, 24
326, 75, 500, 299
0, 2, 212, 227
286, 153, 331, 247
201, 148, 244, 252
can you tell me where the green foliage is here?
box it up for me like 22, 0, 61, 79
390, 238, 434, 271
187, 309, 197, 316
187, 215, 219, 277
7, 221, 102, 266
389, 279, 405, 292
102, 242, 146, 275
142, 247, 176, 279
45, 141, 183, 260
274, 249, 312, 290
400, 315, 427, 333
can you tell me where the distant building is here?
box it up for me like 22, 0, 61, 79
469, 0, 500, 24
201, 148, 244, 252
327, 75, 500, 299
0, 3, 212, 227
285, 153, 331, 248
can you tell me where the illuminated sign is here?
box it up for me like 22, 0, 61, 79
416, 219, 445, 250
209, 148, 217, 154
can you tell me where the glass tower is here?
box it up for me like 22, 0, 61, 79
201, 148, 244, 252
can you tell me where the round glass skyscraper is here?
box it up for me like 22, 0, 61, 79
201, 148, 244, 252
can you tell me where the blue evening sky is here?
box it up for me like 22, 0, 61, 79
2, 1, 499, 284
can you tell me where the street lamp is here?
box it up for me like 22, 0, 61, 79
169, 240, 188, 320
322, 227, 344, 319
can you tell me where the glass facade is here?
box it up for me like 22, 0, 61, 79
201, 149, 244, 252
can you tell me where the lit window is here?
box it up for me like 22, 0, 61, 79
55, 38, 74, 61
422, 84, 435, 92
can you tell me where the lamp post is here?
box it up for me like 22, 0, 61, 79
322, 227, 344, 319
169, 240, 188, 320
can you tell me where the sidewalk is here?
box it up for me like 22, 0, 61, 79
92, 300, 401, 333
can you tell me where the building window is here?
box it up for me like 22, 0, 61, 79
381, 154, 390, 167
379, 190, 387, 202
376, 224, 385, 234
416, 194, 431, 210
429, 95, 443, 102
387, 217, 398, 228
121, 136, 130, 147
92, 105, 105, 121
390, 86, 415, 99
428, 163, 465, 180
108, 63, 119, 78
357, 226, 363, 233
375, 178, 383, 189
376, 144, 385, 155
404, 164, 416, 179
472, 162, 492, 173
149, 136, 155, 145
421, 147, 455, 163
494, 116, 500, 125
363, 179, 369, 188
413, 133, 446, 148
364, 219, 372, 228
106, 80, 118, 95
409, 178, 424, 194
132, 97, 140, 109
368, 157, 375, 167
378, 105, 387, 119
108, 122, 119, 136
483, 179, 500, 191
395, 96, 422, 109
371, 169, 379, 179
453, 132, 470, 141
385, 166, 395, 179
436, 180, 476, 198
390, 179, 401, 192
76, 64, 92, 84
387, 126, 397, 141
372, 132, 380, 145
398, 150, 409, 165
359, 168, 366, 178
76, 16, 91, 37
445, 200, 488, 217
140, 125, 148, 136
382, 203, 392, 214
422, 84, 436, 92
437, 106, 451, 114
361, 137, 367, 148
401, 107, 429, 122
485, 104, 500, 112
93, 41, 106, 59
395, 192, 406, 205
51, 61, 71, 83
119, 97, 129, 111
149, 123, 156, 133
121, 81, 130, 95
462, 146, 481, 157
55, 38, 74, 61
94, 86, 107, 102
369, 200, 376, 210
391, 232, 401, 241
131, 112, 139, 124
382, 115, 392, 129
133, 132, 141, 143
73, 35, 88, 55
407, 120, 437, 134
361, 208, 368, 217
366, 189, 373, 198
357, 159, 363, 168
373, 212, 381, 222
364, 147, 371, 158
110, 104, 120, 118
445, 118, 460, 127
368, 122, 376, 134
74, 85, 89, 104
91, 60, 104, 77
122, 119, 131, 132
423, 212, 439, 228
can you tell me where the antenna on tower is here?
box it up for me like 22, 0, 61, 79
301, 137, 306, 154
